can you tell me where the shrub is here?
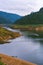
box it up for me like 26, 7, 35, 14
0, 62, 6, 65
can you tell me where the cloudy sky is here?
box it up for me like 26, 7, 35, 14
0, 0, 43, 16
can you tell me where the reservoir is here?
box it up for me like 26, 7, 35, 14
0, 27, 43, 65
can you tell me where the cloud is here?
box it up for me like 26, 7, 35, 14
0, 0, 43, 16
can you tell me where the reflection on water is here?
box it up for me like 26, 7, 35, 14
0, 29, 43, 65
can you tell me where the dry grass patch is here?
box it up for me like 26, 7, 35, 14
0, 27, 21, 44
0, 54, 37, 65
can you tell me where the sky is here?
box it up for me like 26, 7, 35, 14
0, 0, 43, 16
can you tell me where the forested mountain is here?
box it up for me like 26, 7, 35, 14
15, 8, 43, 25
0, 11, 21, 24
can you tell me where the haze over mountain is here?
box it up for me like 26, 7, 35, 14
15, 8, 43, 25
0, 11, 22, 24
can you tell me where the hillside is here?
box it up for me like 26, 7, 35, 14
15, 8, 43, 25
0, 17, 11, 24
0, 11, 22, 24
0, 54, 37, 65
0, 27, 21, 44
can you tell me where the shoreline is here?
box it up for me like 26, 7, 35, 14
0, 54, 37, 65
0, 27, 21, 44
10, 25, 43, 31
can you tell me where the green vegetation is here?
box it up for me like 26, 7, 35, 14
15, 8, 43, 25
10, 24, 43, 38
0, 62, 6, 65
11, 7, 43, 36
10, 24, 43, 31
0, 11, 22, 24
0, 17, 11, 24
0, 57, 6, 65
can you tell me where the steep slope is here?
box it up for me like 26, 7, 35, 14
0, 11, 22, 24
15, 8, 43, 25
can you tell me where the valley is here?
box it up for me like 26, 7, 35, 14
0, 7, 43, 65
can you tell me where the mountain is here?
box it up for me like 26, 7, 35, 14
0, 11, 22, 24
15, 8, 43, 25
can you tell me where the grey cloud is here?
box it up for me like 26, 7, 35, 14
0, 0, 43, 15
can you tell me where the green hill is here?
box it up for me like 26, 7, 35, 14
0, 17, 11, 24
15, 8, 43, 25
0, 11, 22, 24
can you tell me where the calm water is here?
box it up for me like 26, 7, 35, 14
0, 28, 43, 65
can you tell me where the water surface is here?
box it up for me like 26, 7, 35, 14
0, 28, 43, 65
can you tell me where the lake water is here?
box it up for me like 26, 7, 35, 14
0, 28, 43, 65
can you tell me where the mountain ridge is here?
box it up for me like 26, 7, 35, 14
15, 8, 43, 25
0, 11, 22, 24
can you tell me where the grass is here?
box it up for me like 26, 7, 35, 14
0, 62, 6, 65
10, 24, 43, 27
10, 24, 43, 37
0, 54, 37, 65
10, 24, 43, 32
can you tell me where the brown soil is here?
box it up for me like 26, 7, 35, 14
0, 54, 37, 65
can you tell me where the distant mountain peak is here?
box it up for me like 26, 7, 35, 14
39, 7, 43, 12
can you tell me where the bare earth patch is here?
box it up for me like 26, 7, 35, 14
0, 54, 37, 65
